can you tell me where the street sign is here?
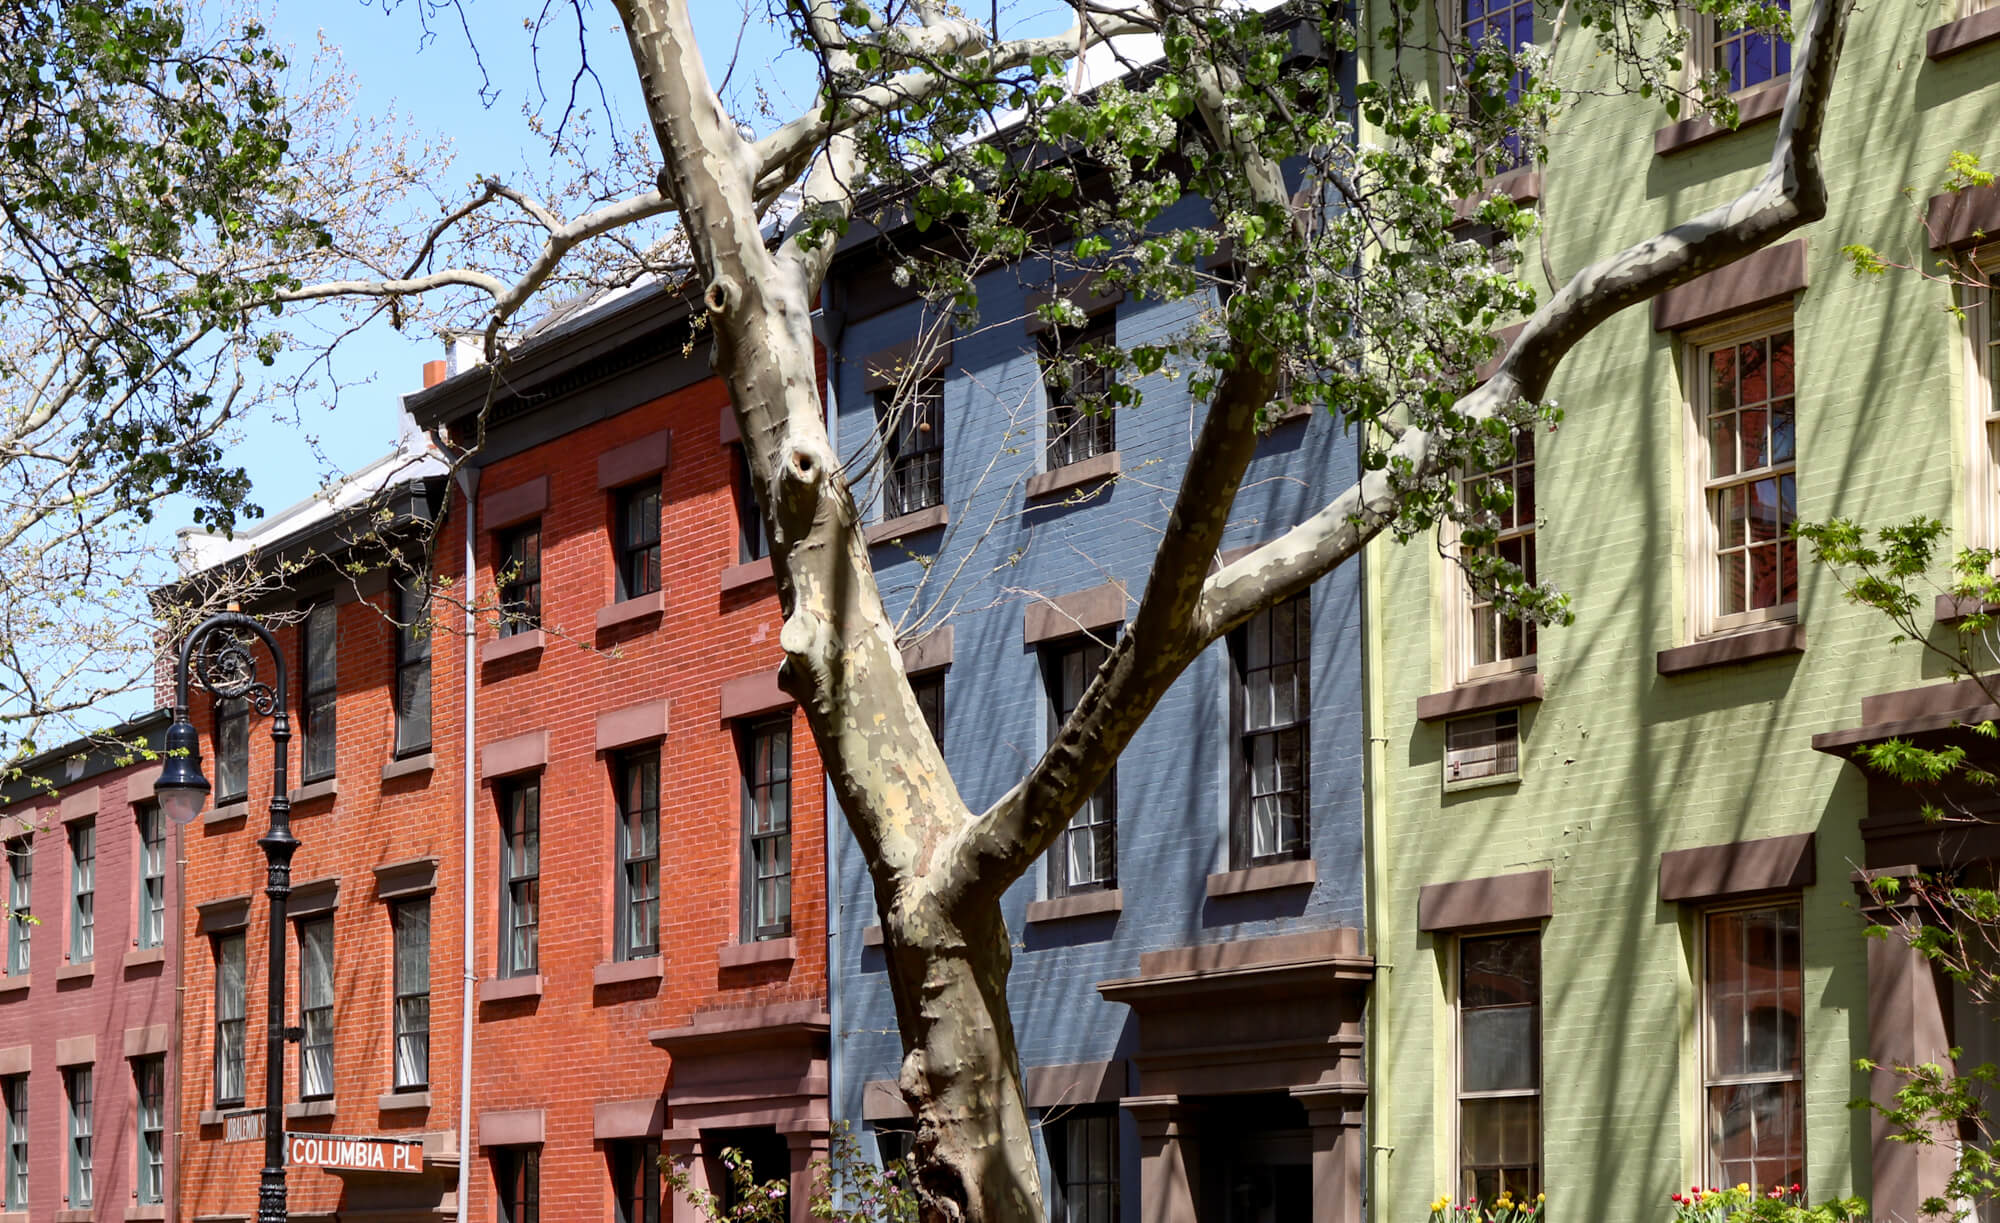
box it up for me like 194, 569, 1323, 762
284, 1132, 425, 1175
223, 1111, 264, 1143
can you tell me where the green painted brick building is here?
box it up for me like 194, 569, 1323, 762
1358, 0, 2000, 1220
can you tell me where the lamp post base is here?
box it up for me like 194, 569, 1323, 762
257, 1165, 287, 1223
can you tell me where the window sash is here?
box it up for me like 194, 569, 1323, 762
501, 782, 541, 976
499, 1148, 540, 1223
1457, 428, 1539, 678
1687, 320, 1798, 636
1047, 638, 1117, 895
617, 482, 663, 600
1702, 902, 1806, 1192
136, 1056, 165, 1204
395, 577, 433, 756
299, 917, 335, 1099
1041, 316, 1118, 470
742, 720, 793, 941
733, 446, 768, 563
66, 1066, 91, 1208
612, 1140, 663, 1223
394, 899, 431, 1089
1457, 931, 1542, 1202
4, 1076, 27, 1210
137, 804, 165, 949
68, 822, 93, 963
1234, 594, 1311, 867
301, 604, 338, 781
214, 933, 247, 1105
497, 525, 544, 636
215, 694, 250, 803
6, 840, 30, 976
1049, 1108, 1120, 1223
1702, 0, 1793, 94
913, 672, 945, 749
617, 751, 661, 959
878, 377, 946, 518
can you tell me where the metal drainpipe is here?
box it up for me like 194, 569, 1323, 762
812, 294, 846, 1169
443, 446, 481, 1221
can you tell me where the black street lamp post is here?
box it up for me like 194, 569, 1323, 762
155, 612, 297, 1223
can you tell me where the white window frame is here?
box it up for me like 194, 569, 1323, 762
1443, 431, 1540, 686
1687, 0, 1794, 100
1451, 928, 1543, 1202
1682, 306, 1799, 641
1962, 261, 1999, 550
1696, 898, 1807, 1193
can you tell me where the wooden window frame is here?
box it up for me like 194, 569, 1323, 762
136, 803, 165, 950
1689, 0, 1794, 98
614, 479, 663, 602
611, 1138, 663, 1223
1229, 593, 1312, 869
5, 838, 30, 976
297, 915, 335, 1100
1043, 635, 1118, 897
1047, 1105, 1120, 1223
615, 748, 661, 960
1699, 899, 1807, 1193
300, 602, 338, 782
1963, 261, 2000, 550
135, 1055, 165, 1206
1454, 929, 1543, 1202
912, 671, 945, 751
1040, 312, 1119, 471
67, 820, 93, 965
2, 1073, 25, 1210
213, 931, 246, 1106
393, 576, 433, 758
877, 373, 946, 519
64, 1065, 90, 1209
732, 444, 768, 564
1446, 428, 1540, 684
496, 1147, 541, 1223
214, 694, 249, 804
495, 523, 544, 637
739, 717, 794, 943
499, 779, 541, 977
392, 898, 431, 1090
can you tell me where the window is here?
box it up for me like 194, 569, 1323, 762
213, 932, 246, 1105
1456, 0, 1535, 169
1454, 429, 1538, 679
1703, 903, 1804, 1191
1445, 709, 1521, 787
496, 523, 543, 636
135, 804, 165, 950
67, 821, 92, 964
1048, 1107, 1119, 1223
1041, 313, 1117, 470
1457, 931, 1541, 1201
5, 839, 29, 976
878, 373, 945, 518
733, 445, 767, 564
1232, 593, 1310, 868
301, 602, 337, 781
1698, 0, 1791, 94
740, 718, 792, 942
135, 1055, 164, 1206
610, 1139, 662, 1223
616, 480, 663, 601
1690, 321, 1797, 635
64, 1065, 90, 1209
3, 1074, 26, 1210
393, 899, 431, 1090
394, 576, 433, 756
500, 779, 541, 976
913, 672, 945, 750
1968, 268, 2000, 548
298, 916, 334, 1099
215, 694, 249, 804
616, 750, 661, 960
874, 1122, 915, 1170
1044, 637, 1116, 896
496, 1147, 540, 1223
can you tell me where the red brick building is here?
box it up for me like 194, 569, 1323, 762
406, 283, 829, 1223
173, 447, 468, 1223
0, 716, 179, 1223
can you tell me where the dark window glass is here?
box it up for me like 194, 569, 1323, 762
135, 1056, 165, 1205
393, 900, 431, 1089
215, 694, 249, 804
878, 376, 945, 518
301, 603, 337, 781
1048, 1107, 1119, 1223
497, 524, 543, 636
395, 576, 433, 756
4, 1074, 27, 1210
913, 672, 944, 750
501, 781, 540, 976
67, 821, 92, 964
1459, 0, 1536, 168
1705, 903, 1805, 1193
136, 804, 165, 949
298, 916, 334, 1099
611, 1139, 662, 1223
64, 1065, 90, 1208
617, 749, 661, 959
4, 839, 27, 976
874, 1122, 914, 1171
741, 719, 792, 942
214, 932, 246, 1105
1041, 313, 1117, 470
1232, 594, 1310, 868
1713, 0, 1791, 93
496, 1147, 540, 1223
1458, 931, 1541, 1202
1044, 637, 1116, 896
733, 445, 768, 564
1462, 427, 1538, 669
616, 481, 663, 600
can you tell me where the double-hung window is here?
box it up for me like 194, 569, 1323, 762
1455, 428, 1538, 679
1048, 1107, 1119, 1223
3, 1074, 25, 1209
878, 373, 945, 518
301, 603, 337, 781
913, 672, 945, 750
740, 718, 792, 942
67, 821, 92, 964
1456, 0, 1535, 169
1703, 902, 1805, 1191
393, 899, 431, 1090
1232, 593, 1311, 868
136, 804, 165, 949
1044, 637, 1116, 896
64, 1065, 90, 1209
1967, 268, 2000, 547
135, 1055, 165, 1205
215, 694, 249, 805
1698, 0, 1791, 95
1041, 313, 1118, 471
5, 839, 29, 975
616, 480, 663, 601
497, 1147, 540, 1223
500, 780, 541, 976
1689, 318, 1796, 636
1457, 931, 1541, 1201
213, 932, 246, 1106
394, 576, 433, 756
616, 749, 661, 959
497, 524, 543, 636
611, 1139, 662, 1223
733, 446, 768, 564
298, 916, 334, 1099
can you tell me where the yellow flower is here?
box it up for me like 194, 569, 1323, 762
1537, 1195, 1546, 1204
1736, 1185, 1750, 1194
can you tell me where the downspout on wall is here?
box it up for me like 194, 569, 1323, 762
810, 294, 847, 1171
442, 440, 480, 1222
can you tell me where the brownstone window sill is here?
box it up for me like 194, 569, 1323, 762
1024, 889, 1124, 923
1653, 83, 1785, 156
124, 1208, 167, 1222
55, 1210, 94, 1223
0, 975, 28, 996
1415, 671, 1544, 722
1936, 592, 2000, 624
0, 1211, 28, 1223
288, 778, 338, 807
480, 628, 545, 666
719, 936, 797, 969
593, 956, 663, 986
860, 925, 884, 948
124, 946, 165, 971
1205, 859, 1317, 898
55, 961, 93, 982
866, 503, 950, 546
286, 1098, 337, 1120
197, 1109, 234, 1127
1928, 6, 2000, 58
1657, 621, 1805, 675
719, 556, 775, 594
1026, 451, 1122, 499
378, 1090, 430, 1112
380, 753, 435, 782
1450, 168, 1542, 226
596, 589, 665, 631
203, 800, 249, 826
478, 973, 544, 1003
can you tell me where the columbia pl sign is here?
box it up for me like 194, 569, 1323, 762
284, 1132, 425, 1174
